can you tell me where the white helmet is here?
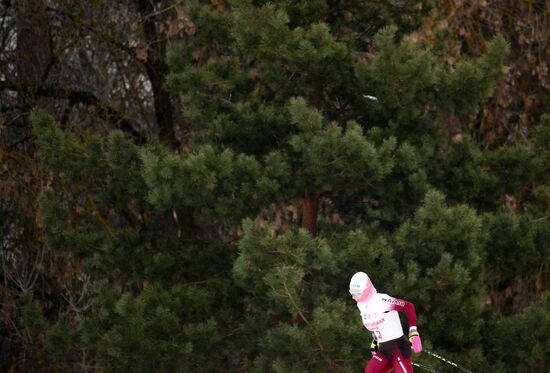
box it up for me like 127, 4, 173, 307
349, 272, 377, 302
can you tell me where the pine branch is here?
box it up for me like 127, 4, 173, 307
280, 278, 327, 356
86, 193, 114, 239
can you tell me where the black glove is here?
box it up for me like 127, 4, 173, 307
370, 338, 379, 355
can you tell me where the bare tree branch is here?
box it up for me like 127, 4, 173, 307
0, 79, 147, 143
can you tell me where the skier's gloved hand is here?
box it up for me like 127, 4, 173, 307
370, 339, 378, 355
408, 327, 422, 353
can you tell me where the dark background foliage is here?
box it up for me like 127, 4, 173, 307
1, 1, 549, 372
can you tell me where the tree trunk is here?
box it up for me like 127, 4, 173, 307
135, 0, 177, 148
15, 0, 51, 86
301, 190, 320, 236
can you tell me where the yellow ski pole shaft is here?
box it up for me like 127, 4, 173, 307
412, 361, 443, 373
423, 349, 474, 373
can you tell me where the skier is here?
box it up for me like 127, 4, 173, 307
349, 272, 422, 373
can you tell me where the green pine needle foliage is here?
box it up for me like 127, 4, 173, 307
27, 1, 550, 372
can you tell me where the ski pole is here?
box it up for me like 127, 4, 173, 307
423, 349, 474, 373
412, 361, 443, 372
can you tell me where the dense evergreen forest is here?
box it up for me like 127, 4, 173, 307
1, 1, 549, 372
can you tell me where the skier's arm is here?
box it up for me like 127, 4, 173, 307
381, 296, 423, 353
380, 296, 417, 327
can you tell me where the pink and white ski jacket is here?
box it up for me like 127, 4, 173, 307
355, 293, 417, 343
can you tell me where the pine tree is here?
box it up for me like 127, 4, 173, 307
162, 1, 506, 371
33, 112, 235, 372
30, 2, 550, 373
